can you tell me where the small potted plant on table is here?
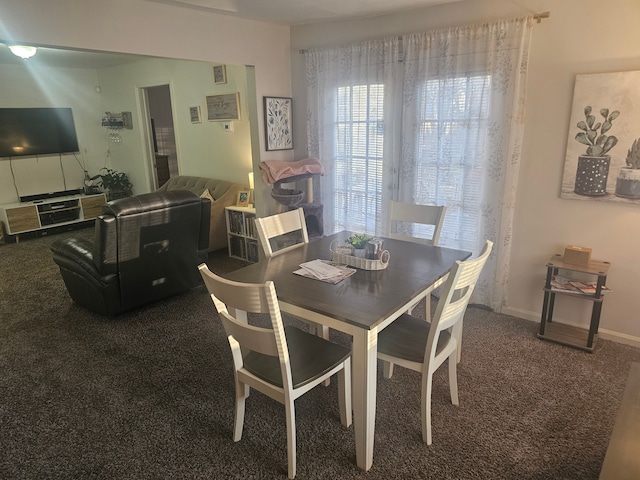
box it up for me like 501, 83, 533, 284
91, 168, 133, 201
346, 233, 374, 258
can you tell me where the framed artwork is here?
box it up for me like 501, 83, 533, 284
561, 70, 640, 204
264, 96, 293, 151
206, 93, 240, 121
236, 190, 250, 207
189, 106, 201, 124
213, 64, 227, 84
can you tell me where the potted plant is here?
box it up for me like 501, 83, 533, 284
91, 168, 133, 201
615, 138, 640, 198
574, 106, 620, 196
346, 233, 374, 257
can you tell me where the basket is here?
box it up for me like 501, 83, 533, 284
329, 240, 390, 270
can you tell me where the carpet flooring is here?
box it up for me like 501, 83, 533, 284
1, 227, 639, 479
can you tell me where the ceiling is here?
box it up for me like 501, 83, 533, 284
0, 0, 463, 69
144, 0, 464, 25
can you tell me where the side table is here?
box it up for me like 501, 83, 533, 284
538, 254, 610, 352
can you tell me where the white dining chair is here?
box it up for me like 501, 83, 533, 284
387, 201, 447, 321
255, 207, 309, 258
198, 264, 352, 479
377, 240, 493, 445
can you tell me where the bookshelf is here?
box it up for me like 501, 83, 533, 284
225, 206, 259, 263
538, 254, 611, 352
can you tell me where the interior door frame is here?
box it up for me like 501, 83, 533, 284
135, 81, 179, 190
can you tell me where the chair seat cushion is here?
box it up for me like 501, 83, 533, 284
377, 313, 450, 363
244, 325, 350, 389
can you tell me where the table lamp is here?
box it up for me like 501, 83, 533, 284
248, 171, 254, 208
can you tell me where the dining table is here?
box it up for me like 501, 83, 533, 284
223, 231, 471, 471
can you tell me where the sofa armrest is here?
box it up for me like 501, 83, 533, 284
50, 238, 118, 287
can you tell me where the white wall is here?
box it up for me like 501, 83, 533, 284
0, 0, 293, 210
0, 64, 104, 204
291, 0, 640, 346
96, 58, 252, 193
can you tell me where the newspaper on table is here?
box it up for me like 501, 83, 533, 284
294, 259, 356, 284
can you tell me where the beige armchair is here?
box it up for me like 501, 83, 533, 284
157, 176, 246, 251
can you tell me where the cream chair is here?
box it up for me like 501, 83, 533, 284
255, 207, 309, 257
387, 201, 447, 321
198, 264, 352, 479
377, 240, 492, 445
254, 208, 329, 341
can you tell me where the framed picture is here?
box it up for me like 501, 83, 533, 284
236, 190, 250, 207
561, 70, 640, 204
264, 96, 293, 151
189, 106, 201, 124
213, 64, 227, 84
206, 93, 240, 121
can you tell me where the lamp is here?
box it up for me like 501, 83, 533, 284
248, 171, 254, 208
8, 45, 37, 59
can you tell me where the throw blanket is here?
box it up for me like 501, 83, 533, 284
259, 158, 324, 185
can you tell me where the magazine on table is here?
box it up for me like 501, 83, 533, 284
294, 259, 356, 284
550, 275, 611, 295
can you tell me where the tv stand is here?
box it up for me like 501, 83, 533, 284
0, 193, 106, 243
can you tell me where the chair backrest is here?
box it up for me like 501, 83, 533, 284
98, 190, 210, 309
387, 201, 446, 246
198, 264, 294, 390
254, 208, 309, 257
426, 240, 493, 361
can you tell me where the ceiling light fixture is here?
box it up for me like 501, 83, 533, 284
8, 45, 37, 59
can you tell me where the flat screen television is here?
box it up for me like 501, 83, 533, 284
0, 107, 79, 158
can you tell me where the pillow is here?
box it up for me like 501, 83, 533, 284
200, 188, 215, 203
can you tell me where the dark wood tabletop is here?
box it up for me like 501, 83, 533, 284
224, 231, 471, 331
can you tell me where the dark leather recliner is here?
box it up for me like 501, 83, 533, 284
51, 190, 211, 316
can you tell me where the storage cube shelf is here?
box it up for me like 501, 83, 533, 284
225, 206, 258, 263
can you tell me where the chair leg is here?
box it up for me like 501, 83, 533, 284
337, 358, 352, 427
382, 360, 394, 379
421, 368, 434, 445
425, 295, 431, 323
448, 353, 459, 406
457, 326, 463, 363
285, 398, 297, 479
233, 380, 248, 442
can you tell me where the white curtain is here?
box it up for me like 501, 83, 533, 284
305, 17, 534, 310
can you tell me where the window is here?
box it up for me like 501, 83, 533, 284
411, 74, 491, 251
333, 84, 385, 234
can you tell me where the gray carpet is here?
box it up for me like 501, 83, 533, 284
1, 227, 639, 479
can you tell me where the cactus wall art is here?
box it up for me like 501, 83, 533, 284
561, 70, 640, 204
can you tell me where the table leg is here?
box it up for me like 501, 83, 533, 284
351, 329, 377, 471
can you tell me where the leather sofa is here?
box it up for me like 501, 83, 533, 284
157, 176, 246, 252
51, 190, 211, 316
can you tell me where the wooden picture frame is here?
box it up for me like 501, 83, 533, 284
213, 64, 227, 84
236, 190, 250, 207
189, 106, 201, 124
264, 96, 293, 151
206, 93, 240, 121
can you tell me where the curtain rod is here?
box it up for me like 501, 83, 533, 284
298, 12, 550, 54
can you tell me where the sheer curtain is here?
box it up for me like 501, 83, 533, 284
305, 17, 534, 310
305, 37, 400, 235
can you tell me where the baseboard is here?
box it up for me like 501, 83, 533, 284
501, 306, 640, 349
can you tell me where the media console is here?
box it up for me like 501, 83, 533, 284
0, 193, 106, 243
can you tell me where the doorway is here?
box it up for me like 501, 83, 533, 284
144, 84, 178, 188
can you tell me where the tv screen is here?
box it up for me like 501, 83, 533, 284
0, 107, 79, 158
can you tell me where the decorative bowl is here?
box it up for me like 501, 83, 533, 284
271, 188, 304, 207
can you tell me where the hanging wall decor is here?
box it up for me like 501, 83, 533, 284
561, 70, 640, 203
206, 93, 240, 121
264, 96, 293, 151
